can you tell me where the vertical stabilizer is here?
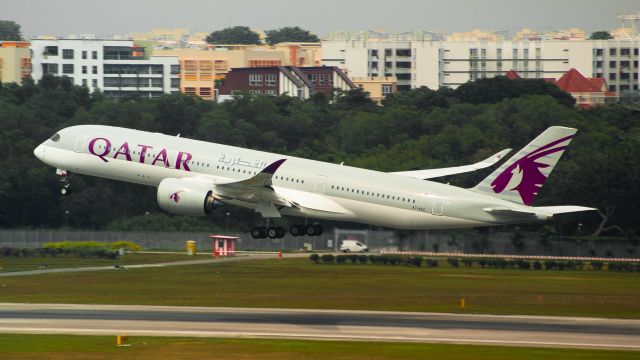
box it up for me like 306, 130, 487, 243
471, 126, 576, 205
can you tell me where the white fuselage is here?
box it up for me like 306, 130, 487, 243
34, 125, 546, 229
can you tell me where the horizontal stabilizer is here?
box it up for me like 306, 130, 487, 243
391, 149, 511, 180
534, 206, 597, 215
483, 208, 537, 217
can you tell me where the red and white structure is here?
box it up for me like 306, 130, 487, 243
211, 235, 237, 256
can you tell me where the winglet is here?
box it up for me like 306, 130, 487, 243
261, 159, 286, 174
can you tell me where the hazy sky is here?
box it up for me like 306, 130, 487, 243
4, 0, 640, 38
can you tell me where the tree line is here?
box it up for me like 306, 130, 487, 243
0, 75, 638, 237
206, 26, 319, 45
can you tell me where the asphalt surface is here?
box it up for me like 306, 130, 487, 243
1, 303, 639, 350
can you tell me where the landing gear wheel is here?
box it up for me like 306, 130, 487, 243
290, 224, 303, 237
259, 227, 268, 239
268, 227, 278, 239
251, 227, 262, 239
276, 226, 285, 238
305, 224, 317, 236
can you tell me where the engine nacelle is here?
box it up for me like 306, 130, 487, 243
157, 178, 223, 216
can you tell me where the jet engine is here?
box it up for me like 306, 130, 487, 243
157, 178, 223, 216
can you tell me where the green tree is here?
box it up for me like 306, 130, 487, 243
589, 31, 613, 40
205, 26, 261, 45
0, 20, 22, 41
265, 26, 319, 45
453, 76, 575, 107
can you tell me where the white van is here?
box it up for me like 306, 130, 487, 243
339, 240, 369, 253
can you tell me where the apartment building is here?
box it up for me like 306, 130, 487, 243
30, 38, 180, 97
0, 41, 31, 84
217, 66, 354, 101
154, 43, 321, 100
322, 30, 640, 94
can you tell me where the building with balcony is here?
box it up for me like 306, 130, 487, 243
216, 66, 354, 101
322, 30, 640, 95
0, 41, 31, 84
30, 38, 180, 97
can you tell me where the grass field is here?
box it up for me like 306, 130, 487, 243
0, 253, 213, 272
0, 334, 637, 360
0, 257, 638, 318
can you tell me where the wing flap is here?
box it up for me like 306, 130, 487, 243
391, 149, 511, 180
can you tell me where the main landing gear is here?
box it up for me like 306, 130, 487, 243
250, 222, 324, 239
289, 223, 323, 237
250, 226, 286, 239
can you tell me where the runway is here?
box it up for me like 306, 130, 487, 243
1, 303, 639, 350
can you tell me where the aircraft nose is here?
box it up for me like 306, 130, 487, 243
34, 144, 46, 161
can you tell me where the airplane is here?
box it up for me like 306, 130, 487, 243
33, 125, 595, 239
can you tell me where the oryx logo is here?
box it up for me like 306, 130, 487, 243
169, 191, 184, 203
491, 135, 574, 206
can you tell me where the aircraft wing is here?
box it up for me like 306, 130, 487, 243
390, 149, 511, 180
213, 159, 350, 217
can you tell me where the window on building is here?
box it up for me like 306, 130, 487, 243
596, 61, 603, 68
82, 79, 87, 87
395, 61, 411, 68
92, 79, 97, 87
595, 49, 604, 56
395, 49, 411, 57
250, 89, 261, 95
523, 49, 529, 59
620, 73, 630, 80
265, 73, 277, 86
199, 87, 212, 97
249, 73, 263, 86
384, 61, 393, 69
620, 61, 630, 68
62, 64, 74, 74
44, 46, 58, 56
396, 73, 411, 80
381, 84, 392, 96
384, 49, 392, 57
264, 89, 277, 95
170, 78, 180, 88
82, 66, 87, 74
609, 73, 616, 80
185, 87, 197, 95
621, 48, 630, 56
609, 61, 617, 67
481, 48, 487, 58
609, 85, 616, 92
82, 51, 87, 60
151, 65, 163, 74
496, 48, 502, 59
62, 49, 74, 59
170, 65, 180, 74
469, 48, 478, 58
151, 78, 163, 87
92, 51, 97, 59
92, 66, 98, 74
609, 48, 617, 56
370, 49, 378, 57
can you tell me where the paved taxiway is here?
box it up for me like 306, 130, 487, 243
1, 303, 639, 350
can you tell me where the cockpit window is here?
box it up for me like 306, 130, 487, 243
50, 133, 61, 142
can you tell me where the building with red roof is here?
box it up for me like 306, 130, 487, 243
553, 68, 617, 108
503, 69, 617, 108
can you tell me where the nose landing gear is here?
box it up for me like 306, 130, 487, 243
57, 169, 70, 195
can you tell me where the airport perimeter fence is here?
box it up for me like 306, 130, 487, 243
0, 228, 637, 258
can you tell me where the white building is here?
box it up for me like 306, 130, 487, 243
30, 38, 180, 97
322, 31, 640, 94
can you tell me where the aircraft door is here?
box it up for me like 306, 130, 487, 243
431, 196, 445, 216
314, 175, 328, 194
74, 135, 88, 153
